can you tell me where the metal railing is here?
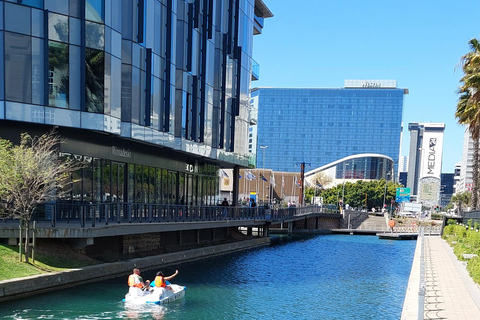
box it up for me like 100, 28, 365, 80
418, 227, 426, 320
25, 203, 336, 228
28, 202, 270, 227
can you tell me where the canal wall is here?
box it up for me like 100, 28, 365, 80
401, 233, 423, 319
0, 237, 269, 302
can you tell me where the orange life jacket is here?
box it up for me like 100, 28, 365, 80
154, 275, 166, 287
128, 274, 143, 288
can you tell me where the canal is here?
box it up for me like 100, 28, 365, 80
0, 234, 415, 320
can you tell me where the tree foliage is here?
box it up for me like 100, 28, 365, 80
0, 131, 84, 262
308, 179, 402, 210
449, 191, 472, 209
456, 38, 480, 209
311, 172, 333, 188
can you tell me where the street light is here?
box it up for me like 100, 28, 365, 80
260, 146, 268, 204
342, 163, 350, 207
383, 173, 388, 210
295, 162, 311, 206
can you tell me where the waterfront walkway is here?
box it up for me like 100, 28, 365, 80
402, 236, 480, 319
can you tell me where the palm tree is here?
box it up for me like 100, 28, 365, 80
456, 38, 480, 210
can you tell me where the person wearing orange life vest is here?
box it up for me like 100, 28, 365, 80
154, 269, 179, 290
128, 268, 145, 289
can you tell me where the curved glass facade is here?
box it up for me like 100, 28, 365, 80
334, 156, 394, 180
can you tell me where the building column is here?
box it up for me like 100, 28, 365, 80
233, 166, 240, 206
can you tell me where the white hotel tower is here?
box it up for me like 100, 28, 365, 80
407, 123, 445, 207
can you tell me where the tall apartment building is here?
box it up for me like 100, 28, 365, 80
454, 162, 461, 195
407, 123, 445, 207
0, 0, 272, 207
457, 129, 474, 194
251, 80, 408, 173
399, 155, 409, 172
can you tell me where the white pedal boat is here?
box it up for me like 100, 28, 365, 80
123, 284, 186, 305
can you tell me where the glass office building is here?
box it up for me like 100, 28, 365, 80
305, 154, 395, 188
0, 0, 272, 207
252, 80, 408, 174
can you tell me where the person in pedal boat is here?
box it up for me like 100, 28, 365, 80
128, 268, 145, 289
154, 270, 179, 290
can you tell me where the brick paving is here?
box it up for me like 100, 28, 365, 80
422, 236, 480, 320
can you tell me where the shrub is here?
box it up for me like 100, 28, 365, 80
443, 225, 455, 236
468, 257, 480, 284
447, 219, 457, 226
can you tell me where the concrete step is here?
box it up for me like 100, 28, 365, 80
357, 216, 388, 230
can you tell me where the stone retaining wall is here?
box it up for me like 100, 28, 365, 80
294, 216, 340, 230
0, 238, 269, 302
340, 211, 369, 229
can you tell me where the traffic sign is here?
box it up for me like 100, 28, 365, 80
396, 187, 411, 197
396, 195, 410, 203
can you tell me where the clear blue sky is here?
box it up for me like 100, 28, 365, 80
253, 0, 480, 172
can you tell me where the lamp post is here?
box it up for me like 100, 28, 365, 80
383, 173, 388, 210
295, 162, 311, 206
342, 163, 349, 206
260, 145, 268, 204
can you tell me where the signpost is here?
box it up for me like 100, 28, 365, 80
396, 187, 411, 203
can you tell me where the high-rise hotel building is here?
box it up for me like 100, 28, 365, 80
0, 0, 272, 207
251, 80, 408, 174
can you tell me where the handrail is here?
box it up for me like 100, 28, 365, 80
418, 227, 426, 320
24, 202, 338, 228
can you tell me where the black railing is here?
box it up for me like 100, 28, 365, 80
26, 202, 339, 228
458, 211, 480, 226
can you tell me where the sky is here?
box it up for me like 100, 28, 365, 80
252, 0, 480, 173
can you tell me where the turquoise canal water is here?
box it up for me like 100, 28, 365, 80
0, 235, 415, 320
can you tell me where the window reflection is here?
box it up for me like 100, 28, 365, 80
5, 32, 32, 103
85, 48, 104, 113
48, 41, 69, 108
86, 21, 105, 50
86, 0, 105, 23
48, 13, 69, 43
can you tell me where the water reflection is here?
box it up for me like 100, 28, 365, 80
121, 303, 166, 319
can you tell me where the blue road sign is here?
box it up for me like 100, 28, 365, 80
396, 195, 410, 203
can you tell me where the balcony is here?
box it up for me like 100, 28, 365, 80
251, 59, 260, 81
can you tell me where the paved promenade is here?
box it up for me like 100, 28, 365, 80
402, 235, 480, 319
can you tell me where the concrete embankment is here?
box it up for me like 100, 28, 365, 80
0, 238, 269, 302
400, 232, 423, 319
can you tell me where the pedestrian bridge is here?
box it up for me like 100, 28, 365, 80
0, 203, 342, 240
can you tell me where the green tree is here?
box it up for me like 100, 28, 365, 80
0, 131, 84, 263
456, 38, 480, 210
320, 180, 402, 210
449, 191, 472, 211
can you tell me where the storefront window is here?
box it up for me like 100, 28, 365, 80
178, 173, 185, 205
93, 158, 102, 202
102, 159, 111, 201
83, 157, 93, 203
148, 167, 155, 203
128, 164, 135, 203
